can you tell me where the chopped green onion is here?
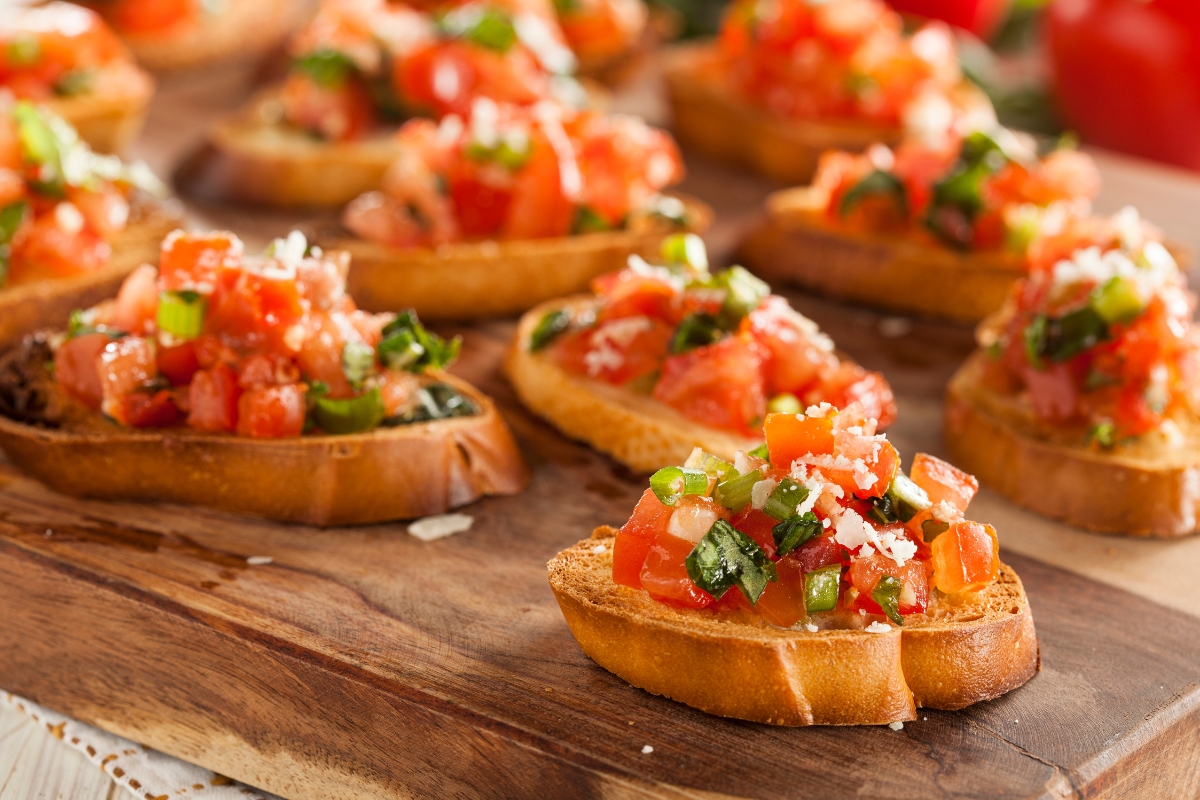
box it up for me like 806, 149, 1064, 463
669, 312, 722, 354
767, 392, 801, 415
530, 308, 572, 351
341, 341, 377, 389
377, 310, 460, 373
661, 233, 708, 270
6, 36, 41, 67
885, 473, 931, 523
922, 519, 949, 542
924, 131, 1011, 250
1090, 276, 1144, 324
871, 575, 904, 626
467, 134, 531, 172
0, 201, 27, 288
156, 290, 206, 340
763, 477, 809, 522
438, 6, 517, 52
571, 206, 610, 234
715, 266, 769, 326
314, 387, 386, 434
382, 383, 477, 425
713, 469, 764, 512
684, 449, 736, 482
1089, 421, 1116, 449
838, 169, 908, 218
685, 519, 778, 605
293, 49, 357, 88
747, 443, 770, 460
54, 69, 94, 97
772, 512, 821, 556
804, 564, 841, 613
14, 101, 63, 192
649, 466, 710, 506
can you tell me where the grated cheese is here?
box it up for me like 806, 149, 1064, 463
865, 621, 892, 633
409, 513, 473, 541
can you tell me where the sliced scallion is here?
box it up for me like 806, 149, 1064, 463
804, 564, 841, 613
763, 477, 808, 522
314, 388, 386, 434
713, 469, 763, 512
649, 466, 709, 506
156, 290, 206, 340
747, 443, 770, 460
341, 341, 377, 389
684, 449, 735, 483
661, 233, 707, 270
885, 473, 930, 523
767, 392, 801, 415
1090, 276, 1143, 324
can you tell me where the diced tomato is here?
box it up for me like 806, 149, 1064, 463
764, 412, 835, 469
448, 174, 513, 239
847, 549, 928, 616
592, 271, 679, 323
810, 362, 898, 430
97, 336, 157, 420
0, 168, 26, 206
552, 316, 673, 386
235, 384, 307, 439
754, 557, 807, 627
8, 212, 109, 284
281, 71, 376, 142
295, 313, 355, 397
192, 333, 236, 369
67, 185, 129, 240
612, 488, 672, 587
501, 139, 574, 240
207, 270, 304, 345
236, 352, 299, 390
639, 531, 712, 609
54, 333, 109, 410
110, 264, 159, 334
931, 520, 999, 594
187, 364, 240, 433
117, 390, 182, 428
910, 453, 978, 514
159, 230, 242, 293
744, 295, 838, 395
157, 341, 199, 386
786, 532, 844, 573
1021, 361, 1078, 422
652, 335, 767, 436
730, 506, 778, 561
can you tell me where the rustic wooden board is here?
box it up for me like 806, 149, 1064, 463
5, 56, 1200, 800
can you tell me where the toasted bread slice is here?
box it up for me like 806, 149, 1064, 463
549, 527, 1039, 726
945, 351, 1200, 537
738, 186, 1024, 324
315, 195, 712, 320
0, 340, 528, 526
42, 70, 155, 155
117, 0, 303, 72
507, 296, 764, 472
0, 198, 181, 352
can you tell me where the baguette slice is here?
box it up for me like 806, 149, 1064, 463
507, 296, 764, 472
549, 527, 1039, 726
946, 350, 1200, 537
0, 341, 528, 526
116, 0, 303, 72
0, 197, 182, 352
316, 195, 712, 320
738, 186, 1024, 324
662, 42, 990, 185
42, 71, 155, 155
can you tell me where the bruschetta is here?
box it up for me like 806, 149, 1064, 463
0, 229, 527, 525
176, 0, 593, 208
0, 3, 154, 154
80, 0, 305, 73
554, 0, 648, 84
506, 234, 897, 471
945, 208, 1200, 537
318, 98, 708, 319
662, 0, 993, 184
549, 404, 1038, 726
738, 128, 1103, 323
0, 99, 178, 351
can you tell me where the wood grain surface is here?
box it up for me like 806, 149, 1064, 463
3, 55, 1200, 800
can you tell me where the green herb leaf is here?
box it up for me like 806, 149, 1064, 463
747, 443, 770, 460
381, 382, 478, 426
14, 101, 64, 193
54, 69, 94, 97
0, 200, 28, 288
685, 519, 778, 605
868, 493, 898, 525
294, 49, 357, 88
669, 312, 722, 354
571, 206, 610, 234
763, 477, 808, 522
530, 308, 572, 351
924, 131, 1012, 250
1038, 306, 1109, 363
772, 512, 821, 557
838, 169, 908, 218
922, 519, 950, 542
438, 6, 517, 52
377, 310, 461, 373
871, 575, 904, 626
804, 563, 841, 613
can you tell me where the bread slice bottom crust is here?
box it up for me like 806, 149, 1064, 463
506, 297, 763, 472
0, 198, 182, 352
318, 195, 711, 320
549, 527, 1039, 726
737, 187, 1024, 324
0, 372, 528, 526
946, 351, 1200, 537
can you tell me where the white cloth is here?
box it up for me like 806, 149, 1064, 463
3, 692, 282, 800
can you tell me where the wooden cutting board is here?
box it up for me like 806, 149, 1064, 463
3, 60, 1200, 800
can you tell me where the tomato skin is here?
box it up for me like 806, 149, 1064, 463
910, 452, 979, 514
553, 316, 674, 385
652, 335, 768, 436
744, 295, 838, 395
787, 533, 844, 573
811, 362, 898, 431
111, 264, 159, 335
281, 72, 376, 142
884, 0, 1010, 39
54, 333, 110, 410
8, 212, 110, 284
754, 558, 807, 627
448, 175, 513, 239
187, 364, 241, 433
157, 341, 199, 386
159, 231, 242, 293
931, 520, 999, 594
1047, 0, 1200, 171
730, 507, 779, 561
847, 549, 928, 615
117, 390, 183, 428
236, 385, 307, 439
765, 413, 835, 469
640, 531, 713, 609
97, 336, 157, 421
612, 487, 672, 588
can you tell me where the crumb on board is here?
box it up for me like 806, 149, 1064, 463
409, 513, 474, 542
246, 556, 273, 566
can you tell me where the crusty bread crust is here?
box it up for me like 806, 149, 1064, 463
0, 372, 528, 526
174, 87, 406, 209
118, 0, 303, 72
549, 527, 1038, 726
506, 296, 763, 472
316, 195, 712, 320
738, 186, 1024, 324
946, 351, 1200, 537
0, 198, 182, 352
43, 70, 155, 155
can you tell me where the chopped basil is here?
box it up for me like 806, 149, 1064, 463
437, 6, 517, 52
530, 308, 571, 351
1024, 306, 1108, 366
65, 308, 125, 340
922, 519, 949, 542
885, 473, 931, 523
382, 383, 478, 425
1089, 421, 1116, 449
294, 50, 357, 88
924, 131, 1012, 249
763, 478, 808, 522
571, 206, 610, 234
649, 466, 709, 506
804, 564, 841, 613
377, 310, 461, 373
871, 575, 904, 626
838, 169, 908, 218
772, 512, 821, 557
868, 493, 898, 525
669, 312, 722, 354
685, 519, 778, 605
14, 102, 64, 194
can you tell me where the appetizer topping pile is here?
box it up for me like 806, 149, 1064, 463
552, 0, 645, 66
532, 235, 896, 436
0, 100, 161, 288
718, 0, 964, 128
812, 128, 1100, 251
343, 97, 684, 245
982, 208, 1199, 445
612, 406, 1000, 627
282, 0, 584, 140
53, 230, 475, 437
1, 3, 143, 101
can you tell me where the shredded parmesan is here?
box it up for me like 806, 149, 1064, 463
409, 513, 473, 541
865, 621, 892, 633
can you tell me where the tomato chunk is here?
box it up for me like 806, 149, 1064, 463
118, 390, 183, 428
640, 532, 712, 609
54, 333, 109, 410
97, 337, 157, 420
754, 558, 807, 627
910, 453, 979, 514
931, 520, 1000, 594
157, 341, 199, 386
653, 335, 768, 436
188, 364, 241, 433
765, 412, 835, 469
613, 488, 673, 588
236, 385, 307, 439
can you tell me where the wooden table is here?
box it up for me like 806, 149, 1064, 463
5, 61, 1200, 800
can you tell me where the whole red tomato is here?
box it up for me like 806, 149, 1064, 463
885, 0, 1012, 39
1047, 0, 1200, 171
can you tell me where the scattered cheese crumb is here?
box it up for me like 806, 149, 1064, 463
865, 621, 892, 633
641, 745, 654, 754
888, 721, 904, 731
246, 556, 273, 566
804, 402, 833, 418
804, 623, 818, 633
750, 477, 778, 511
591, 544, 607, 555
409, 513, 474, 541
